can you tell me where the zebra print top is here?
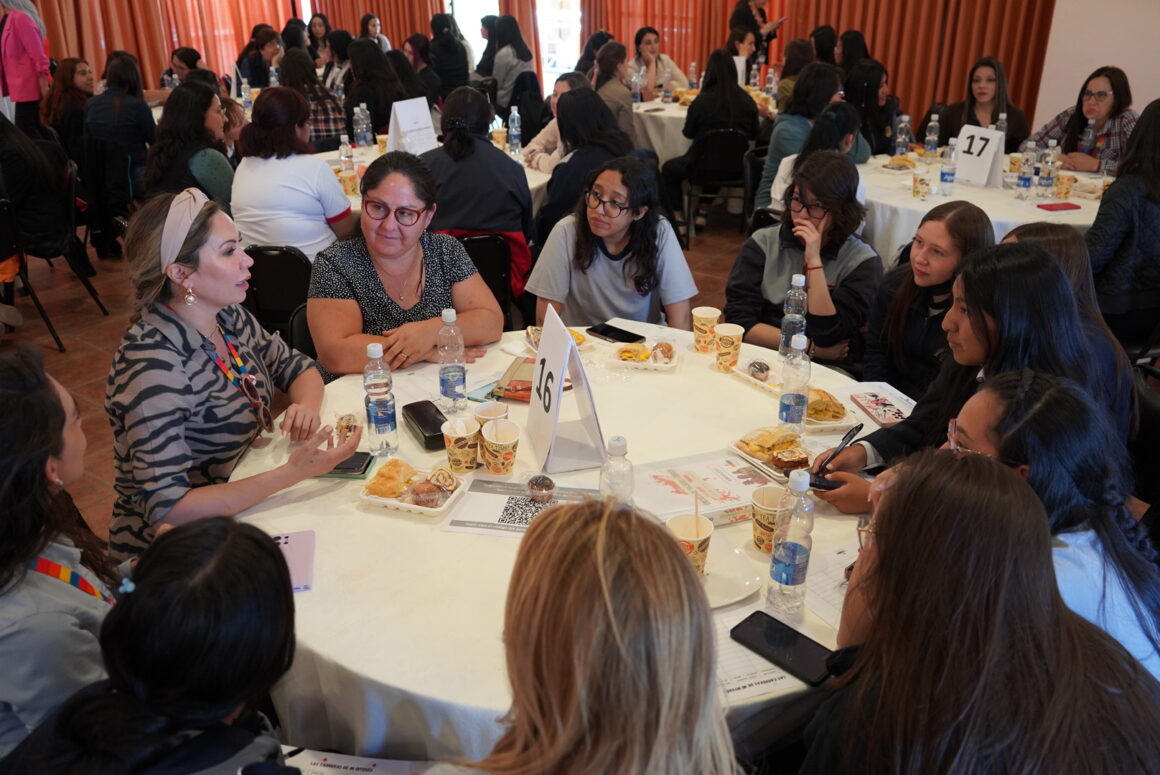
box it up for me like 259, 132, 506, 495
104, 303, 316, 560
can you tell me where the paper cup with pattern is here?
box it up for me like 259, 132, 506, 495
667, 513, 714, 576
376, 134, 389, 154
339, 169, 359, 196
480, 419, 520, 475
491, 128, 508, 149
751, 484, 788, 553
713, 323, 745, 372
473, 401, 508, 430
1055, 173, 1076, 200
911, 171, 931, 200
442, 418, 480, 473
692, 306, 721, 353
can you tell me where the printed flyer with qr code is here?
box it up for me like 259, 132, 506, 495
440, 479, 599, 537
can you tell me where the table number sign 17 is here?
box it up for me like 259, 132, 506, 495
954, 125, 1005, 188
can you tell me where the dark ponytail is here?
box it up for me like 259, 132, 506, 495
441, 86, 492, 161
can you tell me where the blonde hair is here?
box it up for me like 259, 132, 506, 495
475, 499, 739, 775
123, 193, 221, 321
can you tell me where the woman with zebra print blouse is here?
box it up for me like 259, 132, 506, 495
105, 189, 362, 560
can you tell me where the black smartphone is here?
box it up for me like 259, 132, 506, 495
402, 400, 448, 450
320, 451, 372, 479
586, 323, 646, 344
730, 610, 833, 686
809, 472, 842, 491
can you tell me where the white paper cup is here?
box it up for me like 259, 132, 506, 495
751, 484, 788, 553
473, 401, 509, 429
714, 323, 745, 372
666, 513, 714, 575
692, 306, 721, 353
480, 419, 520, 474
441, 417, 480, 473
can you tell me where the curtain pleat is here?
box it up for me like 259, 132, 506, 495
311, 0, 445, 53
780, 0, 1055, 127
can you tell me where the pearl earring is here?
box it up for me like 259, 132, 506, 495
53, 478, 64, 487
183, 286, 198, 305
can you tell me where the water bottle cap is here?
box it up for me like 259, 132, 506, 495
930, 111, 938, 121
999, 112, 1007, 119
367, 342, 383, 358
949, 137, 957, 146
790, 273, 805, 287
1047, 139, 1057, 147
788, 469, 810, 492
607, 435, 627, 456
442, 308, 457, 324
900, 114, 910, 122
791, 333, 808, 351
341, 134, 349, 143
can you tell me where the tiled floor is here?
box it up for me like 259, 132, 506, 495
0, 211, 750, 543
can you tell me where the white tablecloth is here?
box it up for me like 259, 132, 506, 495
232, 320, 872, 760
316, 148, 550, 216
860, 154, 1100, 264
632, 100, 691, 165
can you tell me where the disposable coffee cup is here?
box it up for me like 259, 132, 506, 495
912, 171, 931, 200
473, 401, 508, 430
751, 484, 788, 553
480, 418, 520, 475
339, 169, 359, 196
666, 513, 714, 576
441, 417, 480, 473
713, 323, 745, 372
376, 134, 389, 154
692, 306, 721, 353
491, 128, 508, 149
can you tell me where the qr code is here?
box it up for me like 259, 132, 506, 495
498, 496, 554, 527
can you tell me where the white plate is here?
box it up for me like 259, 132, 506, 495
360, 465, 467, 516
732, 364, 779, 394
525, 327, 593, 352
703, 539, 763, 608
729, 444, 790, 482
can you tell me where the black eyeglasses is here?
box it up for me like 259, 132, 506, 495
584, 189, 631, 217
363, 199, 427, 226
1082, 90, 1113, 101
789, 196, 830, 219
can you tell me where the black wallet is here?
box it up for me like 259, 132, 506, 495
401, 400, 448, 450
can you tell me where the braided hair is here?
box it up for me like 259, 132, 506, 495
984, 370, 1160, 654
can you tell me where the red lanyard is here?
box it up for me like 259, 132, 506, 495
27, 557, 115, 605
208, 326, 261, 409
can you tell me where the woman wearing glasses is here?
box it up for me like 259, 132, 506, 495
107, 189, 358, 560
1029, 66, 1137, 172
725, 151, 882, 363
813, 242, 1135, 513
946, 370, 1160, 680
527, 156, 695, 328
308, 152, 504, 378
812, 449, 1160, 774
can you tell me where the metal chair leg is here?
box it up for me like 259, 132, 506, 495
18, 263, 65, 352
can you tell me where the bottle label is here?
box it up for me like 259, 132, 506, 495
1018, 175, 1032, 189
940, 170, 955, 184
366, 402, 396, 434
440, 365, 466, 399
779, 393, 807, 424
771, 541, 810, 585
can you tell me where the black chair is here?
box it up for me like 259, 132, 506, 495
81, 135, 134, 258
1130, 364, 1160, 511
1115, 315, 1160, 364
742, 147, 766, 234
747, 207, 780, 236
243, 245, 313, 340
512, 71, 544, 143
0, 198, 65, 351
456, 234, 514, 331
288, 302, 316, 359
683, 129, 751, 244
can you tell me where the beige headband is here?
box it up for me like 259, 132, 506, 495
160, 188, 211, 271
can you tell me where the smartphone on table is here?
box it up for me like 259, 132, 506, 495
586, 323, 646, 344
730, 610, 833, 686
320, 451, 373, 479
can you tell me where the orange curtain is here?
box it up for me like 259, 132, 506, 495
312, 0, 445, 52
779, 0, 1055, 126
499, 0, 543, 85
37, 0, 286, 90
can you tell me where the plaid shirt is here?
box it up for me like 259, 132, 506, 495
1029, 106, 1138, 163
308, 90, 346, 142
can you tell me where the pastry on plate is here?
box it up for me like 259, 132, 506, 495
807, 388, 847, 421
734, 427, 800, 463
365, 458, 418, 499
650, 342, 675, 364
616, 343, 651, 362
747, 359, 771, 382
770, 445, 810, 472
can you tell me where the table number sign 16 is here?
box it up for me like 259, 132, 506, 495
954, 125, 1005, 188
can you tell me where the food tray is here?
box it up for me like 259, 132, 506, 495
729, 444, 791, 482
360, 465, 468, 516
524, 327, 593, 352
732, 365, 779, 394
731, 367, 857, 432
610, 343, 679, 371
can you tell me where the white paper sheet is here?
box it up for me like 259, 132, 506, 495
803, 542, 859, 630
715, 608, 799, 703
633, 450, 785, 525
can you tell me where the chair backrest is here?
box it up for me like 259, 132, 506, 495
243, 245, 313, 338
742, 148, 765, 221
81, 135, 133, 214
288, 302, 316, 359
747, 207, 780, 236
457, 234, 513, 330
688, 129, 751, 184
1130, 365, 1160, 507
0, 198, 20, 262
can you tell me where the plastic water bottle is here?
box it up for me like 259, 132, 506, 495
767, 469, 814, 613
599, 435, 634, 504
630, 71, 642, 104
1078, 118, 1096, 155
508, 106, 522, 154
764, 70, 778, 97
663, 61, 673, 96
749, 66, 760, 89
894, 114, 912, 157
241, 78, 253, 115
688, 61, 697, 90
1016, 142, 1035, 200
995, 111, 1009, 142
339, 134, 354, 171
778, 274, 807, 358
269, 67, 280, 87
1038, 140, 1058, 198
364, 343, 398, 456
924, 112, 940, 156
939, 138, 957, 197
437, 308, 466, 412
778, 334, 810, 435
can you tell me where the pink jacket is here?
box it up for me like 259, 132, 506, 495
0, 10, 50, 102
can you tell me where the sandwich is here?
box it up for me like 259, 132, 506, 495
807, 389, 846, 421
734, 427, 800, 463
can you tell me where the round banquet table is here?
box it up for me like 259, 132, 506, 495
315, 147, 550, 216
860, 154, 1101, 264
231, 319, 874, 761
632, 100, 692, 165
